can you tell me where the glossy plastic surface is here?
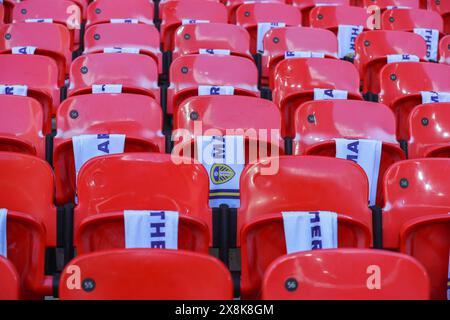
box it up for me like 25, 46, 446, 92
379, 61, 450, 140
309, 6, 369, 34
439, 35, 450, 64
86, 0, 154, 27
293, 100, 405, 205
273, 58, 362, 137
172, 23, 252, 61
174, 95, 284, 159
262, 249, 430, 300
262, 26, 338, 87
0, 22, 71, 84
292, 0, 349, 26
68, 53, 159, 101
74, 153, 213, 241
59, 249, 233, 300
363, 0, 419, 8
83, 23, 162, 73
407, 103, 450, 158
354, 30, 427, 94
429, 0, 450, 34
0, 54, 59, 133
76, 212, 209, 254
54, 93, 165, 205
160, 0, 227, 51
168, 54, 259, 115
0, 95, 46, 159
236, 2, 301, 54
0, 257, 20, 300
381, 8, 444, 32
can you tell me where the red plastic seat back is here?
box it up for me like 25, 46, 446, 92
236, 3, 301, 54
262, 249, 430, 300
309, 6, 369, 34
382, 159, 450, 249
160, 0, 227, 51
408, 103, 450, 158
59, 249, 233, 300
0, 96, 45, 159
86, 0, 154, 27
226, 0, 286, 23
439, 35, 450, 64
241, 213, 372, 299
381, 8, 444, 32
75, 153, 212, 239
6, 211, 50, 298
0, 153, 56, 246
363, 0, 419, 9
0, 257, 20, 300
173, 95, 284, 160
400, 215, 449, 300
0, 54, 59, 133
75, 212, 209, 255
273, 58, 361, 137
239, 156, 373, 239
168, 54, 259, 115
54, 94, 165, 205
429, 0, 450, 34
68, 53, 159, 100
294, 100, 405, 205
354, 30, 427, 94
292, 0, 350, 26
0, 23, 72, 85
172, 23, 252, 61
12, 0, 80, 50
262, 27, 338, 87
83, 23, 162, 73
379, 61, 450, 140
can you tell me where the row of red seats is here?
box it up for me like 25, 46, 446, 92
1, 0, 449, 54
0, 152, 448, 299
1, 92, 449, 205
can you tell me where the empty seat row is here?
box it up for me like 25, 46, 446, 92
0, 152, 448, 299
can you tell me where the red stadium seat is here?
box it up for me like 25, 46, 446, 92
292, 0, 350, 26
439, 35, 450, 64
75, 212, 209, 255
225, 0, 286, 24
262, 249, 430, 300
293, 100, 405, 205
382, 158, 450, 300
429, 0, 450, 34
0, 23, 72, 85
59, 250, 233, 300
262, 26, 338, 88
378, 61, 450, 140
381, 8, 444, 33
407, 103, 450, 158
172, 23, 252, 61
160, 0, 227, 51
74, 153, 212, 241
0, 153, 56, 297
0, 96, 46, 159
354, 30, 427, 95
272, 58, 362, 137
12, 0, 82, 50
0, 3, 4, 23
83, 23, 163, 73
167, 54, 259, 115
309, 5, 369, 34
235, 2, 301, 54
53, 94, 165, 205
68, 53, 159, 101
86, 0, 154, 27
363, 0, 419, 9
0, 54, 60, 134
239, 156, 373, 299
173, 95, 284, 159
0, 257, 20, 300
